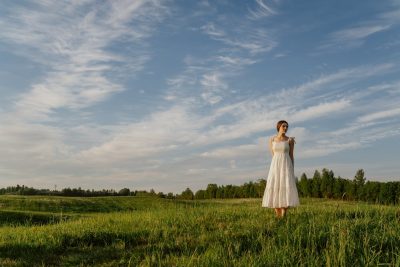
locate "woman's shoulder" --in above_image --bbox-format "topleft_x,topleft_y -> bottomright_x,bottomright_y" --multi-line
288,136 -> 296,144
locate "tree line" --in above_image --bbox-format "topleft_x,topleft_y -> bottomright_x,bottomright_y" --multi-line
0,185 -> 161,198
175,168 -> 400,205
0,168 -> 398,205
296,168 -> 400,205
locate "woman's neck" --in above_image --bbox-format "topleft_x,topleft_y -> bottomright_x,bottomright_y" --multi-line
277,133 -> 286,138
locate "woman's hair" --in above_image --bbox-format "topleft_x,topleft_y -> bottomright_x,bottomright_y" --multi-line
276,120 -> 289,132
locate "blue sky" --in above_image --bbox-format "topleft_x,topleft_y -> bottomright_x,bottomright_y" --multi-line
0,0 -> 399,193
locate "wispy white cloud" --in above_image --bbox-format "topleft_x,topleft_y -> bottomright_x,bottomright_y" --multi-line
0,120 -> 72,176
75,105 -> 210,164
200,22 -> 277,55
295,78 -> 400,161
319,5 -> 400,50
274,53 -> 286,58
329,24 -> 391,45
300,142 -> 362,159
165,63 -> 398,161
301,124 -> 400,160
215,64 -> 394,142
200,72 -> 228,104
248,0 -> 278,20
0,0 -> 167,120
205,24 -> 277,55
357,107 -> 400,123
165,56 -> 252,105
291,100 -> 351,122
288,63 -> 394,98
166,1 -> 279,106
15,72 -> 123,120
365,81 -> 400,95
216,56 -> 258,66
201,138 -> 265,159
200,23 -> 225,38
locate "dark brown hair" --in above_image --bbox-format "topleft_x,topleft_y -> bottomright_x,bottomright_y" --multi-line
276,120 -> 289,132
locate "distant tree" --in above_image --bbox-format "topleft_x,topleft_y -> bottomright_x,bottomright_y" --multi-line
363,181 -> 380,203
354,169 -> 366,186
223,185 -> 234,198
333,177 -> 345,199
321,169 -> 334,198
379,183 -> 392,204
206,184 -> 218,198
216,186 -> 224,198
180,188 -> 194,200
327,170 -> 335,198
157,192 -> 166,198
311,170 -> 322,198
23,187 -> 38,195
135,190 -> 152,197
166,192 -> 175,199
255,179 -> 266,197
194,190 -> 206,199
396,182 -> 400,204
242,181 -> 257,198
385,182 -> 397,204
118,188 -> 130,196
298,173 -> 310,197
344,179 -> 356,200
354,169 -> 366,199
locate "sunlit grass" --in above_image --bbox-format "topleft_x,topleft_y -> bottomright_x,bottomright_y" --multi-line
0,196 -> 399,266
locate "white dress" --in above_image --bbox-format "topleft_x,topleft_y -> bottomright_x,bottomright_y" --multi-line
262,137 -> 300,208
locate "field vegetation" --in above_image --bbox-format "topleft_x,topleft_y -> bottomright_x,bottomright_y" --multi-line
0,195 -> 399,266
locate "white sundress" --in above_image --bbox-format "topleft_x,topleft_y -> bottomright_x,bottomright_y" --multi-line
262,137 -> 300,208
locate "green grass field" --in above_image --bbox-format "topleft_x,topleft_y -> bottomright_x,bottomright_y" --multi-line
0,195 -> 399,266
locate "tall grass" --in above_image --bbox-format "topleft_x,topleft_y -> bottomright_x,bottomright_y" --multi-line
0,196 -> 399,266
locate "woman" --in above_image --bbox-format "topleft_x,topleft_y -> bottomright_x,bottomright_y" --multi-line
262,120 -> 300,218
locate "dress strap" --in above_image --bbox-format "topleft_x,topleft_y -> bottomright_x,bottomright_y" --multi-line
289,137 -> 296,144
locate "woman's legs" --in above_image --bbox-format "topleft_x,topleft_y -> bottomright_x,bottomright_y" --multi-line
282,207 -> 287,217
274,208 -> 280,217
274,207 -> 289,218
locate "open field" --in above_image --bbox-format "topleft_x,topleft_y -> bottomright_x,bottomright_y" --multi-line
0,195 -> 399,266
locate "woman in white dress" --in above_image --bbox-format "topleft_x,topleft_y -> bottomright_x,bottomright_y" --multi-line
262,120 -> 300,218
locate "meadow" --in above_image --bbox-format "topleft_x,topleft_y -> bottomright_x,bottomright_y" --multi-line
0,195 -> 399,266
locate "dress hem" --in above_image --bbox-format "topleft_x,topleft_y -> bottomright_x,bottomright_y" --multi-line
261,204 -> 300,208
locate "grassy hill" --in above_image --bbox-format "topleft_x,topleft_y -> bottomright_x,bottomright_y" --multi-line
0,196 -> 399,266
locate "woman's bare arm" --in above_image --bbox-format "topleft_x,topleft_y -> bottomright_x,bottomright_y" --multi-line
289,137 -> 295,166
269,137 -> 274,156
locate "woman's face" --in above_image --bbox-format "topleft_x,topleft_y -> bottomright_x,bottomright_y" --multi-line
279,123 -> 288,133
